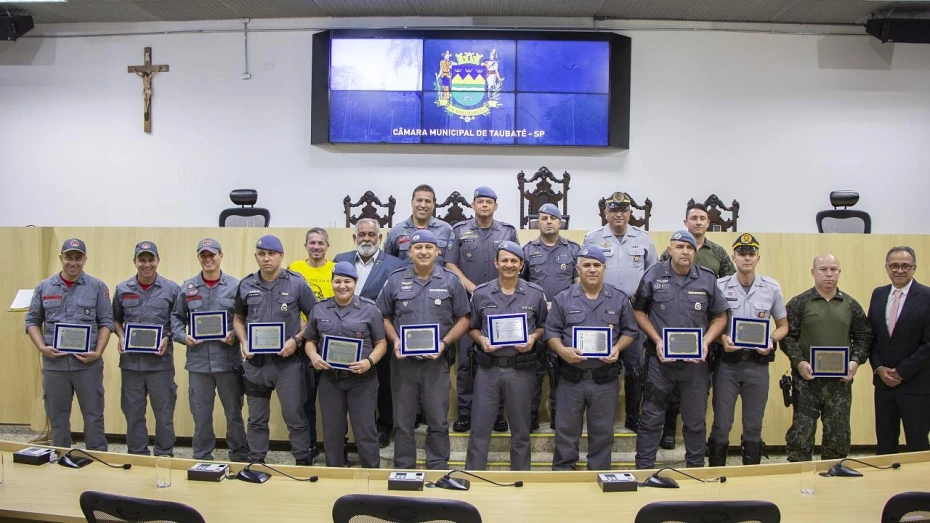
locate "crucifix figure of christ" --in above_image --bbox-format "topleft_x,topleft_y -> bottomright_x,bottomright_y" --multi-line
127,47 -> 169,133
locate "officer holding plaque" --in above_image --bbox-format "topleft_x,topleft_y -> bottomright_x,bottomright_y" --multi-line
376,230 -> 471,469
25,238 -> 114,451
781,254 -> 872,462
632,231 -> 728,469
233,235 -> 318,465
466,241 -> 548,470
112,241 -> 181,456
707,234 -> 788,466
170,238 -> 249,462
545,247 -> 638,471
304,261 -> 387,468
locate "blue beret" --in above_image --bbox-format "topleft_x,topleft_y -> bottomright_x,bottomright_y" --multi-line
255,234 -> 284,253
537,203 -> 562,220
410,230 -> 438,245
332,261 -> 358,280
577,246 -> 607,264
497,241 -> 524,261
474,186 -> 498,200
670,230 -> 697,250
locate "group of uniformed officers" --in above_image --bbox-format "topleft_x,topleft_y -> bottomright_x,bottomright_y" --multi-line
25,185 -> 928,471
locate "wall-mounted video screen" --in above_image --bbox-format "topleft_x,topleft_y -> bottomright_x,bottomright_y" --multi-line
311,30 -> 631,148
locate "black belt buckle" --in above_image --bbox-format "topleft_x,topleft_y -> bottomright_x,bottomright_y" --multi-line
495,357 -> 515,368
333,369 -> 351,379
581,369 -> 596,380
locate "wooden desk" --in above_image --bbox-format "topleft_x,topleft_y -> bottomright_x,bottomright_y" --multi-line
0,442 -> 925,522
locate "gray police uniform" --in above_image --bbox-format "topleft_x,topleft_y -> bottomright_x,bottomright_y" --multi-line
235,269 -> 317,463
710,275 -> 786,448
170,272 -> 249,462
376,265 -> 470,469
465,279 -> 548,470
632,261 -> 729,468
113,274 -> 181,456
523,237 -> 580,419
384,217 -> 455,266
447,218 -> 519,418
545,283 -> 639,471
25,273 -> 113,450
303,296 -> 386,468
584,225 -> 657,369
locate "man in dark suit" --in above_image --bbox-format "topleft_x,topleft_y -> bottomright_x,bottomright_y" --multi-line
868,246 -> 930,454
334,218 -> 405,447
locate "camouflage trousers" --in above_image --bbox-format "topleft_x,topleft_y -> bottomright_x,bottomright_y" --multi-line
785,377 -> 852,461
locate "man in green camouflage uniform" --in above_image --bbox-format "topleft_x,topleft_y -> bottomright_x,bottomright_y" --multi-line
781,254 -> 872,461
657,202 -> 736,448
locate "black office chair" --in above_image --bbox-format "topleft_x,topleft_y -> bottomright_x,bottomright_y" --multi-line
634,500 -> 781,523
79,491 -> 206,523
882,491 -> 930,522
332,493 -> 482,523
219,189 -> 271,227
815,190 -> 871,233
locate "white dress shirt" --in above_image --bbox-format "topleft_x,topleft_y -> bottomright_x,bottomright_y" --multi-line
354,250 -> 380,295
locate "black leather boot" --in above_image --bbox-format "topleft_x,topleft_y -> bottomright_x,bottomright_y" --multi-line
707,440 -> 728,467
742,440 -> 764,465
623,378 -> 641,433
660,410 -> 678,450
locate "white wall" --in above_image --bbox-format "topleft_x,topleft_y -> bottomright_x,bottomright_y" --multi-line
1,19 -> 929,233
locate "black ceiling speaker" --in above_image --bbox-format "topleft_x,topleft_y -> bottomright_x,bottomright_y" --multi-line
0,14 -> 35,42
866,18 -> 930,44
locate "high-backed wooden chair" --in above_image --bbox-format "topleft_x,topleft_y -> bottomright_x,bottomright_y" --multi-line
517,166 -> 570,229
688,194 -> 740,232
434,191 -> 473,225
598,194 -> 653,230
343,191 -> 395,228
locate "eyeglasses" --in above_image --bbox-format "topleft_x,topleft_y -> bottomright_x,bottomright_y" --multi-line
887,264 -> 915,272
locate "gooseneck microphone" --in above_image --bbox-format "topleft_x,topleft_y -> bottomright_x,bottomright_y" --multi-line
58,449 -> 132,470
823,458 -> 901,478
432,469 -> 523,491
641,467 -> 727,489
232,462 -> 319,484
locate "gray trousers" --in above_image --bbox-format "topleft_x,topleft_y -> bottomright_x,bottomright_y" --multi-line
466,365 -> 535,470
43,366 -> 107,451
393,358 -> 450,469
636,356 -> 709,468
710,360 -> 770,443
188,371 -> 249,461
319,372 -> 380,468
552,377 -> 619,471
456,341 -> 475,416
121,369 -> 177,456
243,358 -> 313,462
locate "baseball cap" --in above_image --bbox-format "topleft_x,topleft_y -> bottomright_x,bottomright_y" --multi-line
134,241 -> 159,258
61,238 -> 87,255
197,238 -> 221,254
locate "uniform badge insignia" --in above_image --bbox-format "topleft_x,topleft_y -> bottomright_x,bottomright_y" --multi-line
560,263 -> 566,270
758,311 -> 765,318
434,299 -> 441,305
281,303 -> 288,311
187,283 -> 194,289
402,301 -> 408,307
357,331 -> 362,337
187,289 -> 197,296
660,304 -> 666,310
84,308 -> 90,315
695,302 -> 702,311
633,256 -> 641,262
466,252 -> 472,258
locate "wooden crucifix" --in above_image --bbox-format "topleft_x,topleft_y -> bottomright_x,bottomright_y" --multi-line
127,47 -> 169,134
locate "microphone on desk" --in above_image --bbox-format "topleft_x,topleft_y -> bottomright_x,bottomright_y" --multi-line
821,458 -> 901,478
641,467 -> 727,489
233,462 -> 319,484
57,449 -> 132,470
431,469 -> 523,491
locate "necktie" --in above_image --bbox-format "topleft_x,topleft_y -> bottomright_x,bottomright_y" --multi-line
888,289 -> 902,335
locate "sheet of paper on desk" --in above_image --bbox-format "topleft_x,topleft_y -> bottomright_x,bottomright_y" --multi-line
9,289 -> 34,312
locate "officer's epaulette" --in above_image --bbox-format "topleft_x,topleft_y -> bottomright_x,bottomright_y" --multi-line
759,275 -> 781,287
359,296 -> 377,306
500,221 -> 517,231
473,281 -> 492,292
387,266 -> 412,278
629,224 -> 649,235
695,265 -> 717,277
524,281 -> 546,294
564,237 -> 581,248
451,219 -> 472,230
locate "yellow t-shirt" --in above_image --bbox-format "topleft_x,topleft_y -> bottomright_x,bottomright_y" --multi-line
288,259 -> 335,301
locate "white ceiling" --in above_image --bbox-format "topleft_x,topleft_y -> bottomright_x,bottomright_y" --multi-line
3,0 -> 930,26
